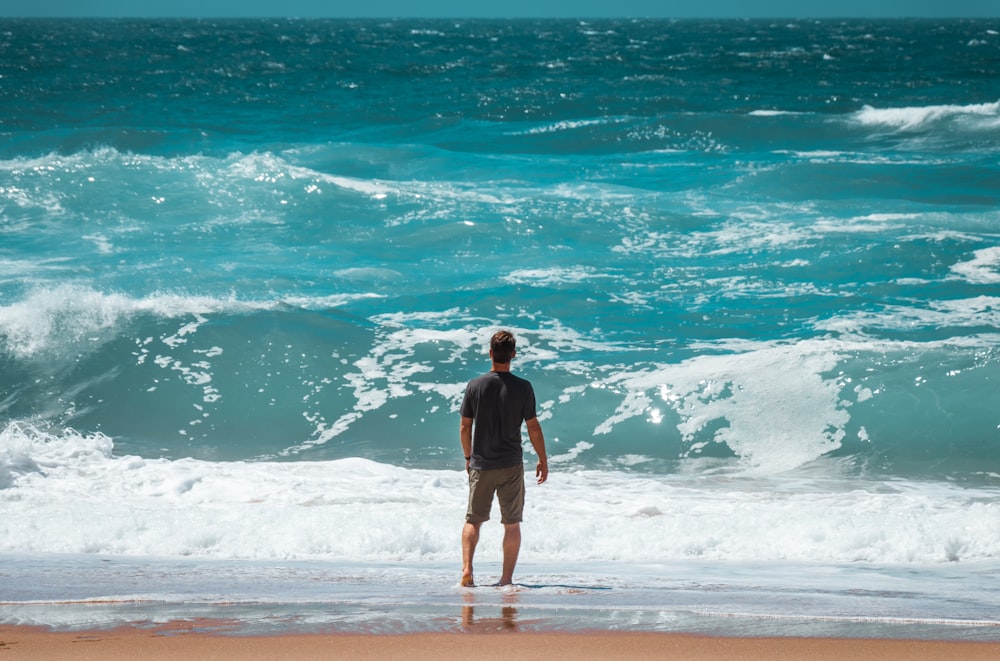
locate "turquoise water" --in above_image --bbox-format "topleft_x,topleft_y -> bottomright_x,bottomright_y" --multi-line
1,18 -> 999,636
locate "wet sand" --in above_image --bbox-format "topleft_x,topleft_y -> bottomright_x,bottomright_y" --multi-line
3,624 -> 1000,660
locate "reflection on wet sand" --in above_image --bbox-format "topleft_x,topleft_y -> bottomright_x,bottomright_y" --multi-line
461,589 -> 519,632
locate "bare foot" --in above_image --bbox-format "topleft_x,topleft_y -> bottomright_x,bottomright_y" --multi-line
461,574 -> 475,587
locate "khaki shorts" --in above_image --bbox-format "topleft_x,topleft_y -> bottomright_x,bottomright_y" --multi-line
465,463 -> 525,525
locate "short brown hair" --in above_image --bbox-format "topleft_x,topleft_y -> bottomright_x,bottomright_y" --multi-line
490,330 -> 516,364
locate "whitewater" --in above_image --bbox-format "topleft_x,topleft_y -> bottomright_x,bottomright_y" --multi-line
1,17 -> 999,637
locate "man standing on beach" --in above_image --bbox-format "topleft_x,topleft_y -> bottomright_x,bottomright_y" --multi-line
460,330 -> 548,587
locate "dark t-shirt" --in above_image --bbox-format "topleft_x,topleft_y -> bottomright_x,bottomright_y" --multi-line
460,371 -> 537,471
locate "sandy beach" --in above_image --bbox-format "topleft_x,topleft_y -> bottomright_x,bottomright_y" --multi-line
3,625 -> 1000,660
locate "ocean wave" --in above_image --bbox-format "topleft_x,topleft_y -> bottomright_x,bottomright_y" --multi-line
591,339 -> 847,474
2,282 -> 997,479
510,117 -> 621,136
3,421 -> 1000,564
0,285 -> 377,359
0,147 -> 509,216
853,100 -> 1000,131
0,286 -> 225,359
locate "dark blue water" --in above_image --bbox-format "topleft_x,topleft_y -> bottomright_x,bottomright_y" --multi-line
3,18 -> 998,477
1,21 -> 1000,597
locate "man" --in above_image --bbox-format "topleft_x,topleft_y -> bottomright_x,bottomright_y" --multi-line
459,330 -> 548,587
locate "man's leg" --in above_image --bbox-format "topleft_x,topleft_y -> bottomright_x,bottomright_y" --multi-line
499,522 -> 521,586
461,521 -> 481,587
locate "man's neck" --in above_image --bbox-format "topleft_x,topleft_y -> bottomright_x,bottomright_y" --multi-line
491,362 -> 512,373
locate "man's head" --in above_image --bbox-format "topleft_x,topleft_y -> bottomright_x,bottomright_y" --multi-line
489,330 -> 516,364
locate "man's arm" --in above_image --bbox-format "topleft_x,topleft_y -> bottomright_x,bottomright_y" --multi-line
460,415 -> 474,472
525,417 -> 548,484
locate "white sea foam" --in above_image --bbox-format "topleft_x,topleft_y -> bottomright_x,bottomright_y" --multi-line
503,266 -> 612,286
2,422 -> 1000,565
225,151 -> 397,200
0,285 -> 378,359
516,117 -> 615,135
951,246 -> 1000,284
748,109 -> 807,117
810,212 -> 912,235
612,212 -> 812,261
333,266 -> 405,281
776,150 -> 948,166
698,216 -> 811,255
278,313 -> 622,457
0,182 -> 65,215
853,101 -> 1000,131
592,340 -> 847,474
815,297 -> 1000,337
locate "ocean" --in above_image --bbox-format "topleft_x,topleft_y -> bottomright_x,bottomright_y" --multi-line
1,17 -> 999,638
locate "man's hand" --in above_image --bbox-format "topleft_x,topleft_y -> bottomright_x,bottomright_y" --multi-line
536,459 -> 548,484
525,416 -> 548,485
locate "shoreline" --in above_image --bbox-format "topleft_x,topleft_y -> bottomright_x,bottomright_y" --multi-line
4,625 -> 1000,660
6,553 -> 1000,643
